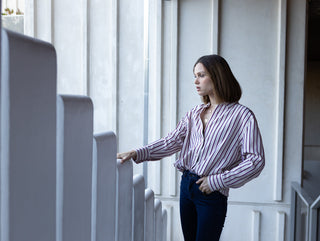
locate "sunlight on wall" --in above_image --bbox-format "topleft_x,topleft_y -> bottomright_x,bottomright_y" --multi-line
1,0 -> 24,14
1,0 -> 24,34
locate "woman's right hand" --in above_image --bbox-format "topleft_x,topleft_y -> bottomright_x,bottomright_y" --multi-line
117,150 -> 137,164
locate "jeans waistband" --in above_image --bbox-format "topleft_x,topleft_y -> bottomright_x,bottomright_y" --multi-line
183,170 -> 200,178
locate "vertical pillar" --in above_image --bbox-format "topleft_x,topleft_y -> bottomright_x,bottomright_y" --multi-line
92,132 -> 117,241
154,199 -> 162,241
116,160 -> 133,241
145,188 -> 155,241
133,175 -> 145,241
1,29 -> 57,241
162,209 -> 167,241
56,95 -> 93,241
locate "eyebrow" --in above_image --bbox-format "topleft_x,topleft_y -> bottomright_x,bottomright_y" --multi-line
194,71 -> 207,75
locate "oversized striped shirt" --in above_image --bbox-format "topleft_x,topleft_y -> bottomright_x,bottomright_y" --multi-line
135,102 -> 265,197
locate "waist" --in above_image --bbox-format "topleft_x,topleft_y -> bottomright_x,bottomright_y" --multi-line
183,170 -> 200,178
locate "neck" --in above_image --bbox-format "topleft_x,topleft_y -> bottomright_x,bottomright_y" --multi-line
208,95 -> 223,107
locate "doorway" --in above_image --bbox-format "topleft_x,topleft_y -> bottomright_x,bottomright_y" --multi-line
303,0 -> 320,200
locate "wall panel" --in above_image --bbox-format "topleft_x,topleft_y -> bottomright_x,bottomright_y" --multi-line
117,0 -> 145,154
161,0 -> 179,197
219,0 -> 279,203
88,0 -> 118,133
53,0 -> 87,95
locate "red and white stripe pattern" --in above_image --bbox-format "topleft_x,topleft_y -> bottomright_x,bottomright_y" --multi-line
135,102 -> 265,196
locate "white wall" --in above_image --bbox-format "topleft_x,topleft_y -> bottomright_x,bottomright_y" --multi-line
23,0 -> 308,240
1,0 -> 24,13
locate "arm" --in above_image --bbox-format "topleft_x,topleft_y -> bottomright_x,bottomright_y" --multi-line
134,114 -> 188,163
207,114 -> 265,192
117,113 -> 188,164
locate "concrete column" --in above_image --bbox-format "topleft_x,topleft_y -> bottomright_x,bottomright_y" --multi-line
92,132 -> 117,241
162,209 -> 167,241
133,174 -> 145,241
145,188 -> 155,241
56,95 -> 93,241
116,160 -> 133,241
154,199 -> 163,241
1,29 -> 56,241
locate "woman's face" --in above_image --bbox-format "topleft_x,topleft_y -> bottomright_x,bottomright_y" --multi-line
194,63 -> 215,97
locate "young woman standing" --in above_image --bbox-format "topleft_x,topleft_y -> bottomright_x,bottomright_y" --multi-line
117,54 -> 265,241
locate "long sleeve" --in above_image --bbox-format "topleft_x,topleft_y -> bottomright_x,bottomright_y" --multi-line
208,114 -> 265,191
134,114 -> 188,164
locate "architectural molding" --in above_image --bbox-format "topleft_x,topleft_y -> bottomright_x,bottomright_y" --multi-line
164,205 -> 173,241
276,211 -> 286,241
84,0 -> 89,96
251,210 -> 261,241
24,0 -> 35,37
169,0 -> 178,197
148,0 -> 163,194
211,0 -> 220,54
111,0 -> 119,134
274,0 -> 287,201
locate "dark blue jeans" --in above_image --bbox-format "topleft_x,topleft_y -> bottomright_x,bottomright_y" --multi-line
180,171 -> 227,241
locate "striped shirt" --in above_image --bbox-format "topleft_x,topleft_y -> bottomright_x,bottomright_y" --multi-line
135,102 -> 265,196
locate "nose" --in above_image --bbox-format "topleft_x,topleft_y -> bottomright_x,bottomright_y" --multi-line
194,77 -> 199,84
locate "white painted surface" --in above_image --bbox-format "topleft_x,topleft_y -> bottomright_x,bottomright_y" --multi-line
54,0 -> 88,95
154,199 -> 162,241
251,211 -> 261,241
147,0 -> 162,195
116,160 -> 133,241
1,0 -> 24,13
162,209 -> 168,241
145,189 -> 155,241
117,0 -> 145,154
56,95 -> 93,241
88,0 -> 118,133
1,16 -> 24,34
0,29 -> 57,241
276,212 -> 286,241
92,132 -> 117,241
133,175 -> 145,241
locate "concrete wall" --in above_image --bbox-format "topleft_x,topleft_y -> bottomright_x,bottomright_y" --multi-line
1,0 -> 24,13
23,0 -> 308,240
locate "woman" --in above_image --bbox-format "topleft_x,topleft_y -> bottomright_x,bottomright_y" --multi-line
117,54 -> 265,241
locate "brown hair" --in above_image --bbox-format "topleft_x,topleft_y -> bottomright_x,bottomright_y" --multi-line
194,54 -> 242,104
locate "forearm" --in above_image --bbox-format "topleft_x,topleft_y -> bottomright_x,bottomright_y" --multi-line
135,137 -> 183,163
208,154 -> 265,191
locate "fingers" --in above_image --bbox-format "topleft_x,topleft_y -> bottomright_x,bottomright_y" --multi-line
196,177 -> 205,184
119,156 -> 130,164
197,177 -> 212,195
117,150 -> 137,164
117,154 -> 131,164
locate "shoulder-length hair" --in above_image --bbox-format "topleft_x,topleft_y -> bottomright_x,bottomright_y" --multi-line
193,54 -> 242,104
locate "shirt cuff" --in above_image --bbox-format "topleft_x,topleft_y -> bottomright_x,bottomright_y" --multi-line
208,174 -> 226,191
135,146 -> 149,164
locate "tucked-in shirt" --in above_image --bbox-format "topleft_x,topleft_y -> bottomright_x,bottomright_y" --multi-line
135,102 -> 265,197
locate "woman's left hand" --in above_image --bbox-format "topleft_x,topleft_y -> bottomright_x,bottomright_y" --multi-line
196,177 -> 213,195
